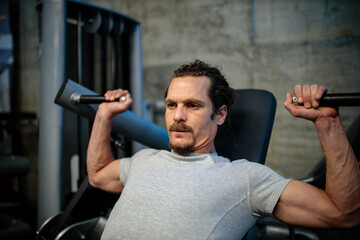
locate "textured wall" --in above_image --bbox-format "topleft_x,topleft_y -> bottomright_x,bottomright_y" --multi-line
252,1 -> 360,178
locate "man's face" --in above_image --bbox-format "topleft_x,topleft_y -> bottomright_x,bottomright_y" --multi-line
165,76 -> 222,155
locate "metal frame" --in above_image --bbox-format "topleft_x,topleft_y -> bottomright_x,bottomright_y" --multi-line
37,0 -> 144,227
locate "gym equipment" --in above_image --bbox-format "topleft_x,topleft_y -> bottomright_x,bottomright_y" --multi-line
54,79 -> 170,150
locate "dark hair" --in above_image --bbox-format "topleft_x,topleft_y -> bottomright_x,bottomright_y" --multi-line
165,59 -> 234,114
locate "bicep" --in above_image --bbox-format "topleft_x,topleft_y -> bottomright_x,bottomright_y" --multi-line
273,180 -> 342,228
89,159 -> 124,194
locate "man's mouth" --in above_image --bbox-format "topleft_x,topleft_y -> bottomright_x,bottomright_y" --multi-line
172,129 -> 188,132
172,130 -> 189,134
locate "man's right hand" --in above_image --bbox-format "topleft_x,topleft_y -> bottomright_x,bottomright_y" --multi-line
97,89 -> 133,119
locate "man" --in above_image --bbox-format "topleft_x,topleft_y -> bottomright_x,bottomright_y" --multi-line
87,60 -> 360,239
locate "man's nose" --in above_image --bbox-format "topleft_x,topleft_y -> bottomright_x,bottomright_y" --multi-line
173,106 -> 187,122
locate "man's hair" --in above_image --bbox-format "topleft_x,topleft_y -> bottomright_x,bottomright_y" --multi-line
165,59 -> 234,114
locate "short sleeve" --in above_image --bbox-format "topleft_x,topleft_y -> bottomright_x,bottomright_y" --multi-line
119,157 -> 131,185
247,162 -> 291,217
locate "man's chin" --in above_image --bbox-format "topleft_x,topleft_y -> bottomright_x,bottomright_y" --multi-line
169,143 -> 194,156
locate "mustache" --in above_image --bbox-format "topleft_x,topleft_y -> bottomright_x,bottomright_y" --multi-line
169,122 -> 193,132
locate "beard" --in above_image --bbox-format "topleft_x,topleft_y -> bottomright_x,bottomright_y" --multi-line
168,122 -> 195,156
169,142 -> 194,156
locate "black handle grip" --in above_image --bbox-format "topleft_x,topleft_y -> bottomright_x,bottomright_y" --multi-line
319,93 -> 360,107
293,93 -> 360,107
80,95 -> 108,103
70,94 -> 126,104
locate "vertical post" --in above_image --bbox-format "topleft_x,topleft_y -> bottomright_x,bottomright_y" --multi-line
100,33 -> 107,93
37,0 -> 65,226
129,23 -> 144,153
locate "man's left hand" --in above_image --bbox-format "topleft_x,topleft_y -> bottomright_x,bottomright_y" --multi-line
284,84 -> 338,123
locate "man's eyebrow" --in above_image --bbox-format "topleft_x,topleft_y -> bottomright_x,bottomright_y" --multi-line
165,98 -> 206,105
184,98 -> 206,105
164,99 -> 174,104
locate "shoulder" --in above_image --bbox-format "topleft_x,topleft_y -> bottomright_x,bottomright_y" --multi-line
131,148 -> 162,159
211,154 -> 231,163
229,159 -> 257,170
122,149 -> 162,167
231,159 -> 271,170
230,159 -> 286,181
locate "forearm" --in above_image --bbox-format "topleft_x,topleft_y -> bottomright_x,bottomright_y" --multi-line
316,116 -> 360,223
87,111 -> 115,184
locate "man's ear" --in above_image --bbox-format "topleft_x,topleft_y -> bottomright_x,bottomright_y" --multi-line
216,105 -> 227,125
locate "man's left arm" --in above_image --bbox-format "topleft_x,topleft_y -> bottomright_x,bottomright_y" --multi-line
274,84 -> 360,228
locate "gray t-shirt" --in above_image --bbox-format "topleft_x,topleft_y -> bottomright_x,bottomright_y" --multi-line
101,149 -> 290,240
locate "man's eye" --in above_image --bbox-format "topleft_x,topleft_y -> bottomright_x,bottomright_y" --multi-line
188,103 -> 199,109
167,103 -> 176,108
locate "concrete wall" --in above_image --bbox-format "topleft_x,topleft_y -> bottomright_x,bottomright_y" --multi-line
15,0 -> 360,211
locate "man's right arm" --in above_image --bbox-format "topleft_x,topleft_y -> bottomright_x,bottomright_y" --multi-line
86,89 -> 132,193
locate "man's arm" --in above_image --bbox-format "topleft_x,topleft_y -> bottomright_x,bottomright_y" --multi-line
87,89 -> 132,194
274,84 -> 360,228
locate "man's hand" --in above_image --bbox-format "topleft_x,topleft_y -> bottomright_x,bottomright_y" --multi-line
283,84 -> 338,123
97,89 -> 133,120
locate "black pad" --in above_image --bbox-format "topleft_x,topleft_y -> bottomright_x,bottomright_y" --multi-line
215,89 -> 276,164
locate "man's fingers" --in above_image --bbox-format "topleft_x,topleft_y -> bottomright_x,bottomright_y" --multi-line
293,85 -> 303,104
122,93 -> 132,104
294,84 -> 327,109
316,86 -> 328,100
301,85 -> 312,109
284,92 -> 295,112
104,89 -> 129,101
292,84 -> 328,109
310,84 -> 319,108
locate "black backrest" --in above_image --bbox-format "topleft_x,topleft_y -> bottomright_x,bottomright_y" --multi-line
215,89 -> 277,164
